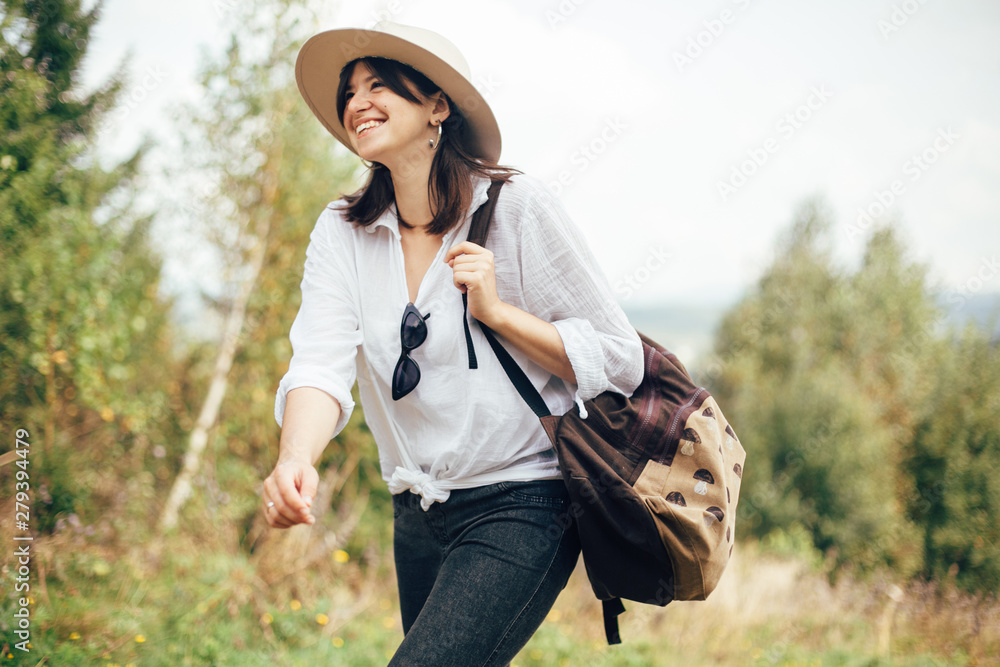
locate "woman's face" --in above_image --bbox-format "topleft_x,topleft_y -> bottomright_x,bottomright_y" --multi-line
342,62 -> 441,169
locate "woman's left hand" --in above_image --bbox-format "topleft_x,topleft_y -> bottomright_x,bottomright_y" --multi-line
445,241 -> 504,326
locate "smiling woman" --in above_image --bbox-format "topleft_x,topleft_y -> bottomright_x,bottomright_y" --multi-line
333,55 -> 510,237
340,60 -> 443,164
263,21 -> 644,666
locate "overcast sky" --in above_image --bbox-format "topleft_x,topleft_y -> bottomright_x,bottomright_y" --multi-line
82,0 -> 1000,311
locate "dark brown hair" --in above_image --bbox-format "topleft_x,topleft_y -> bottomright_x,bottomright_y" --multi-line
336,57 -> 518,236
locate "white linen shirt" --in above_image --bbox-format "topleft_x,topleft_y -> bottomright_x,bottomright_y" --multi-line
275,173 -> 643,509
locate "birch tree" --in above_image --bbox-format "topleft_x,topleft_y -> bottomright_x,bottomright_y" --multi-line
157,0 -> 364,533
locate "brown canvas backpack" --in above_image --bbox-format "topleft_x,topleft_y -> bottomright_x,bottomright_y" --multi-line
463,180 -> 747,644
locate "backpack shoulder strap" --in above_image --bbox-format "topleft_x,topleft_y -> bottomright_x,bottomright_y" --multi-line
462,178 -> 506,369
467,178 -> 505,246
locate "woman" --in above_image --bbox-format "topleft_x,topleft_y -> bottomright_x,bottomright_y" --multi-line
262,22 -> 643,665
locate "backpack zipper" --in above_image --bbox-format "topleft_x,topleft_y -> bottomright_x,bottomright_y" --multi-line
660,387 -> 705,464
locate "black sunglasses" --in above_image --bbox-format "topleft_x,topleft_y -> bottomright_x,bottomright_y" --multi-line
392,302 -> 431,400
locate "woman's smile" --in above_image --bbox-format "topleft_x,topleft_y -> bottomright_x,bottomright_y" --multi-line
342,63 -> 444,168
356,119 -> 385,139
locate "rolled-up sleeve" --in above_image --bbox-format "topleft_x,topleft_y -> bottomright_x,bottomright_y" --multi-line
515,178 -> 643,413
274,207 -> 363,437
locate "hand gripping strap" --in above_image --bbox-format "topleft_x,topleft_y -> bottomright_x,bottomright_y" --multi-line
463,179 -> 553,419
463,179 -> 506,370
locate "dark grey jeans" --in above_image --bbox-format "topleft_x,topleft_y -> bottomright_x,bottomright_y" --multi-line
389,480 -> 581,666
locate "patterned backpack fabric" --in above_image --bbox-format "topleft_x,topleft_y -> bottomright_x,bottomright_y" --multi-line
466,181 -> 747,644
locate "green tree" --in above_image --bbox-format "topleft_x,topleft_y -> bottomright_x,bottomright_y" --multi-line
0,0 -> 176,530
905,326 -> 1000,593
709,201 -> 927,576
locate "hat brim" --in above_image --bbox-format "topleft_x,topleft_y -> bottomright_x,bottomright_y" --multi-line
295,28 -> 502,163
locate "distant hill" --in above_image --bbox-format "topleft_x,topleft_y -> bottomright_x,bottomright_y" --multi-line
622,302 -> 728,372
937,292 -> 1000,337
623,292 -> 1000,376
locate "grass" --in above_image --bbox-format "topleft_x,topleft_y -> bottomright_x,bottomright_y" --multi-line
1,508 -> 997,666
516,547 -> 993,667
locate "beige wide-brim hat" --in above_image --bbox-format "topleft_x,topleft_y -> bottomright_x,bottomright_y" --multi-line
295,22 -> 502,163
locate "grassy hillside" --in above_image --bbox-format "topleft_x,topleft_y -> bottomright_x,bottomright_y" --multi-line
4,515 -> 995,665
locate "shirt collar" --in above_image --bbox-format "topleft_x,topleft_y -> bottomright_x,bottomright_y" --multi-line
363,173 -> 493,239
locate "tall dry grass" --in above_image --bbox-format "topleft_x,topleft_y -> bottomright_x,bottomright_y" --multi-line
5,494 -> 997,666
530,543 -> 999,665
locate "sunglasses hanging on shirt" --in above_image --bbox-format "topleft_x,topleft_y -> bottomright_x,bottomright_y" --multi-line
392,302 -> 430,400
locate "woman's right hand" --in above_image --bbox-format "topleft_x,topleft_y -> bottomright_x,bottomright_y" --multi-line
263,459 -> 319,528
